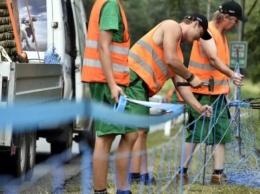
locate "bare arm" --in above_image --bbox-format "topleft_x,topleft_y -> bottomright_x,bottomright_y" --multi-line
162,22 -> 190,79
159,21 -> 203,88
200,38 -> 243,86
98,30 -> 125,102
99,31 -> 115,87
172,76 -> 211,116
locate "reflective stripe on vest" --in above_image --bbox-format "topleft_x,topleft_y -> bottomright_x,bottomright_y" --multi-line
81,0 -> 130,86
84,58 -> 129,73
189,61 -> 229,86
86,40 -> 129,55
188,23 -> 230,95
129,23 -> 182,97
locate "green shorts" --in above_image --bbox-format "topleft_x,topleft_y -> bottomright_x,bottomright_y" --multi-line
125,70 -> 150,132
90,82 -> 134,136
185,94 -> 231,144
89,70 -> 149,136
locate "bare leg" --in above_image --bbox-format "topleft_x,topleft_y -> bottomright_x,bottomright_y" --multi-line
115,131 -> 138,190
212,144 -> 225,169
181,142 -> 197,168
140,132 -> 148,174
177,142 -> 197,185
210,144 -> 227,184
131,129 -> 146,173
93,135 -> 115,190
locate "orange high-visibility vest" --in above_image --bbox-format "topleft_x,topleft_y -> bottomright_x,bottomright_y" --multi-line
128,23 -> 183,97
188,22 -> 230,95
81,0 -> 130,86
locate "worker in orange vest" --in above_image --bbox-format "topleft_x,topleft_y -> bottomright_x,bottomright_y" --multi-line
81,1 -> 135,193
177,1 -> 247,185
126,13 -> 212,185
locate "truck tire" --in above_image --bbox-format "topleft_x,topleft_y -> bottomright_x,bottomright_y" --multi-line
25,131 -> 36,181
50,123 -> 73,163
10,132 -> 28,182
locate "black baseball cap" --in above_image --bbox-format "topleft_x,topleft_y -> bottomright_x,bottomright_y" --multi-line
219,1 -> 248,22
184,13 -> 212,40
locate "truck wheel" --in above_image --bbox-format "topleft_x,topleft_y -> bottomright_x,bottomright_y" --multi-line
11,132 -> 28,182
50,123 -> 73,163
78,120 -> 95,154
25,131 -> 36,181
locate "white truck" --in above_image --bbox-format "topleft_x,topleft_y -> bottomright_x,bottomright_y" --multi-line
0,0 -> 94,181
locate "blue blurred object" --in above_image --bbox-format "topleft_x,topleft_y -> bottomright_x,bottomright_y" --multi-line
44,46 -> 61,64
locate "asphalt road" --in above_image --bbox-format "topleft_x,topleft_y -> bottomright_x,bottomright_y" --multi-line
0,139 -> 83,194
0,136 -> 124,194
0,123 -> 168,194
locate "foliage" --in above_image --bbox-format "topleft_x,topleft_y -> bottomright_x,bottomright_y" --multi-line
243,0 -> 260,83
83,0 -> 260,82
122,0 -> 153,45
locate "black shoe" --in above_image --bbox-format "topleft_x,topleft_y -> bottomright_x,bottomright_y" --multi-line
94,189 -> 109,194
116,190 -> 132,194
129,173 -> 140,184
140,173 -> 157,185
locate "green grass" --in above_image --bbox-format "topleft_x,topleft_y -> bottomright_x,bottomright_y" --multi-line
146,126 -> 182,148
125,79 -> 259,193
104,122 -> 260,194
147,121 -> 260,194
242,79 -> 260,98
229,79 -> 260,100
158,79 -> 174,96
90,79 -> 260,194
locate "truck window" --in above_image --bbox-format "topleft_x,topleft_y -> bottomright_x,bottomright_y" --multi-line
18,0 -> 47,52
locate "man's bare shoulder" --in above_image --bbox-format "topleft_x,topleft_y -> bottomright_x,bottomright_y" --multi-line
160,20 -> 181,34
161,20 -> 181,39
160,19 -> 179,27
153,20 -> 181,46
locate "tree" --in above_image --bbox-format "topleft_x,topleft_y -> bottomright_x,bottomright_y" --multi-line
82,0 -> 260,83
243,0 -> 260,83
123,0 -> 153,46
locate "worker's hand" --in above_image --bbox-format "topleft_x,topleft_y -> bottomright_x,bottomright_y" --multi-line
18,52 -> 29,63
198,105 -> 212,117
189,75 -> 203,89
232,72 -> 244,87
110,84 -> 126,103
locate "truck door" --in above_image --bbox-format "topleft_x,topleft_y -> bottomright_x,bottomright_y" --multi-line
70,0 -> 88,125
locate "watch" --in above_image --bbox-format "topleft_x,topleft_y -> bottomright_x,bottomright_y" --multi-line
186,73 -> 195,83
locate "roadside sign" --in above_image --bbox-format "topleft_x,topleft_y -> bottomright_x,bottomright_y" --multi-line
229,41 -> 248,68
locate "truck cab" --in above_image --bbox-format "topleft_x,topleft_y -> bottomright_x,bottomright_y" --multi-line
0,0 -> 94,181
